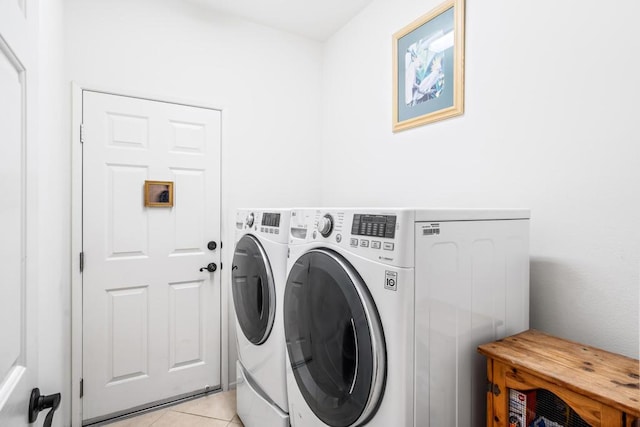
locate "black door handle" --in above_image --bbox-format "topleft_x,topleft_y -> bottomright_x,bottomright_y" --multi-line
207,241 -> 217,250
199,263 -> 217,272
29,388 -> 61,427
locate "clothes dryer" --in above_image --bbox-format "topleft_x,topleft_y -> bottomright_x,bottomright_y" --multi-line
283,208 -> 530,427
232,209 -> 290,427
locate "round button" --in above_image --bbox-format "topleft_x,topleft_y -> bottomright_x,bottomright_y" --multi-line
336,233 -> 342,243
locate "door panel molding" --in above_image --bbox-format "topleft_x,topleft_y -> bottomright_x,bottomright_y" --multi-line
0,36 -> 26,396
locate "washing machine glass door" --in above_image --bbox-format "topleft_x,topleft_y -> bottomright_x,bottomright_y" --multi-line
232,235 -> 276,345
284,248 -> 386,427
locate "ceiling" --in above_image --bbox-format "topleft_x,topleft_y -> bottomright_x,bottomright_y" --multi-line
187,0 -> 372,41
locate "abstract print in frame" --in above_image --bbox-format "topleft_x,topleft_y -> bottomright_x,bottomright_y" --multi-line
393,0 -> 465,132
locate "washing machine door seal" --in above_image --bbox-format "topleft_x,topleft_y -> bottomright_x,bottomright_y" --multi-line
232,234 -> 276,345
284,248 -> 386,427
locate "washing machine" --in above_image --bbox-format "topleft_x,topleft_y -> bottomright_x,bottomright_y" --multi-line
232,209 -> 290,427
283,208 -> 530,427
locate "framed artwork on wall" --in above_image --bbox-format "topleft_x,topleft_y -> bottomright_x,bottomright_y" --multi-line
392,0 -> 465,132
144,180 -> 174,207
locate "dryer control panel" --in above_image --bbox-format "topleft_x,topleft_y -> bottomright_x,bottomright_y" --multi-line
235,209 -> 290,244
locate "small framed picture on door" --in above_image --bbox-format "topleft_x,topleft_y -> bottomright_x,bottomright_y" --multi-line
144,180 -> 174,207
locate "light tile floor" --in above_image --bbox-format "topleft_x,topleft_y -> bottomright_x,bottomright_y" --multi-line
105,390 -> 243,427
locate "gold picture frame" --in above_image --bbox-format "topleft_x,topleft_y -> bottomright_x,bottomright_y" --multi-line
392,0 -> 465,132
144,180 -> 174,207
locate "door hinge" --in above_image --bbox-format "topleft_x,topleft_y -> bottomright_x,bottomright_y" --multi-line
220,262 -> 223,270
79,252 -> 84,273
80,124 -> 85,143
486,380 -> 501,396
80,378 -> 83,398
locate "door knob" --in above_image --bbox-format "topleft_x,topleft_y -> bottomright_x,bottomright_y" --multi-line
207,241 -> 217,250
29,388 -> 61,427
199,263 -> 217,272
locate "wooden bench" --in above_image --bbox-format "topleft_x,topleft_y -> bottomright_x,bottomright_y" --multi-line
478,329 -> 640,427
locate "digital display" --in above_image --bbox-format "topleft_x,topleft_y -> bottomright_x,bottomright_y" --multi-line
262,212 -> 281,227
351,214 -> 396,239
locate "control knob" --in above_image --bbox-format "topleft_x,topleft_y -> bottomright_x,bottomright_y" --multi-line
317,214 -> 334,237
246,212 -> 255,228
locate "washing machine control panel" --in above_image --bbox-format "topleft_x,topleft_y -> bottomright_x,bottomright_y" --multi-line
261,212 -> 281,227
289,209 -> 413,267
351,214 -> 397,239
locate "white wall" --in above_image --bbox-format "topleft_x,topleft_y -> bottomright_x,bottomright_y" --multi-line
320,0 -> 640,357
38,0 -> 70,426
61,0 -> 323,423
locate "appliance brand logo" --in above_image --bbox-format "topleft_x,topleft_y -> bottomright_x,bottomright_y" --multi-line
384,270 -> 397,291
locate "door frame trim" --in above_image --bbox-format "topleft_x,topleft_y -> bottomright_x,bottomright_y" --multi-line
70,82 -> 228,426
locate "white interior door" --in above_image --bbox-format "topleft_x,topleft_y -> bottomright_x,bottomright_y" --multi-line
82,91 -> 222,422
0,0 -> 39,425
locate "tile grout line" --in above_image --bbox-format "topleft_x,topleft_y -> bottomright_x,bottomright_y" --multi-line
147,409 -> 241,426
169,408 -> 236,423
